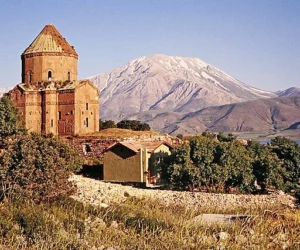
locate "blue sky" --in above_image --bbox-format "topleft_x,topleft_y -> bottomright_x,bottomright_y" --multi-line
0,0 -> 299,91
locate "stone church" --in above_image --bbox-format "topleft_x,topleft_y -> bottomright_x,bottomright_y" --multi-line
9,24 -> 99,136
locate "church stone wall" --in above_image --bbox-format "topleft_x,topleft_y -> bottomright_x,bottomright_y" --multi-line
22,54 -> 78,83
58,90 -> 75,135
42,90 -> 58,135
24,92 -> 42,133
74,83 -> 99,135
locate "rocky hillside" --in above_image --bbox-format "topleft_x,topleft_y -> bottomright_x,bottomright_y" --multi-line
277,87 -> 300,97
160,96 -> 300,135
90,54 -> 275,121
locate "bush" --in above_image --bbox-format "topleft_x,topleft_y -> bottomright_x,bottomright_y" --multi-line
117,120 -> 151,131
99,119 -> 116,130
269,137 -> 300,192
0,95 -> 25,137
162,135 -> 300,195
176,134 -> 184,140
0,133 -> 83,202
249,142 -> 284,192
162,135 -> 256,193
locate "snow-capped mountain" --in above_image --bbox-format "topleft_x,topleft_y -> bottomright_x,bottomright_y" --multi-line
276,87 -> 300,97
90,54 -> 276,121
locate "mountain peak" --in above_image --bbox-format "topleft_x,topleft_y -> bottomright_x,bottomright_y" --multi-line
89,55 -> 275,122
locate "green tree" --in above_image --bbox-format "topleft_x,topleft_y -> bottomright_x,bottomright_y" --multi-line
176,134 -> 184,140
99,119 -> 116,129
117,120 -> 151,131
0,133 -> 83,202
137,122 -> 151,131
270,137 -> 300,192
0,95 -> 25,137
217,132 -> 237,142
218,141 -> 256,192
189,136 -> 223,188
162,143 -> 200,191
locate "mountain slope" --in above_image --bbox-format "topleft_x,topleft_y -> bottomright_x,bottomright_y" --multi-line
277,87 -> 300,97
90,54 -> 275,120
162,96 -> 300,135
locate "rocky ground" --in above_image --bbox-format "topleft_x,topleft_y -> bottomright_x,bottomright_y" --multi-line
70,175 -> 296,210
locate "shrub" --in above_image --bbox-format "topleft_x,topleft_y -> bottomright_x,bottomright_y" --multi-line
162,135 -> 300,194
117,120 -> 151,131
162,135 -> 256,192
249,142 -> 284,192
269,137 -> 300,192
0,95 -> 25,137
162,143 -> 200,191
0,133 -> 83,202
99,119 -> 116,130
176,134 -> 184,140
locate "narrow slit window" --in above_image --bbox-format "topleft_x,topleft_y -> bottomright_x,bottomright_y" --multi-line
58,111 -> 62,120
51,119 -> 54,128
86,103 -> 88,110
86,117 -> 89,128
68,71 -> 71,81
28,71 -> 32,83
48,71 -> 52,81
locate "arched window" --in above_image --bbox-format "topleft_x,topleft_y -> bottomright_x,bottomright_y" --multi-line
68,71 -> 71,81
48,71 -> 52,81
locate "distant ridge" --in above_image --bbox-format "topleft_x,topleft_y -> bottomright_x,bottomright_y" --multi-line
159,96 -> 300,135
276,87 -> 300,97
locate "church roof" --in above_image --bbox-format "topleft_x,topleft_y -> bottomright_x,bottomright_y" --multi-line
22,24 -> 78,56
17,80 -> 92,92
107,141 -> 173,154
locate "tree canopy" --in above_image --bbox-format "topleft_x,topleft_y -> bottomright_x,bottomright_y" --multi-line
117,120 -> 151,131
0,95 -> 25,137
99,119 -> 117,130
162,133 -> 300,196
0,133 -> 83,202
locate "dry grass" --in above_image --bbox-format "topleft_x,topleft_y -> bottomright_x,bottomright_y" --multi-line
81,128 -> 160,138
0,196 -> 299,249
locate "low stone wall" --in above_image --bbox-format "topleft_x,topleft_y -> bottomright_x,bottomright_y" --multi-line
62,135 -> 180,163
62,136 -> 119,161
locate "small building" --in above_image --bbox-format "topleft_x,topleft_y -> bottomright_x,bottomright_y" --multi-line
103,141 -> 173,186
9,24 -> 99,135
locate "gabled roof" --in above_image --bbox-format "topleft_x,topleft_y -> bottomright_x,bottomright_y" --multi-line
22,24 -> 78,57
106,141 -> 173,154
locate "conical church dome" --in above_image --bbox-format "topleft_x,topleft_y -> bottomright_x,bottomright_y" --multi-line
22,24 -> 78,57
